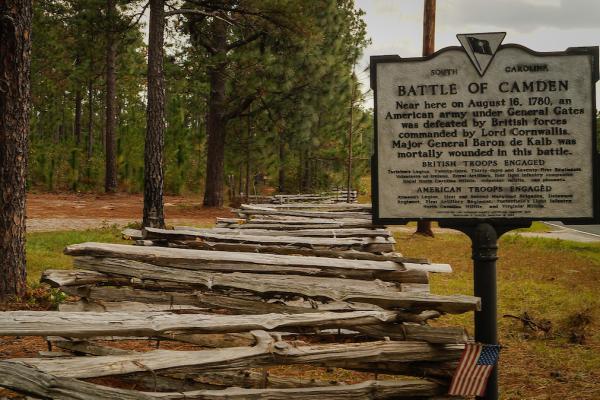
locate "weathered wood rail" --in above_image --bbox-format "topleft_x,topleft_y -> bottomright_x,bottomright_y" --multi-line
0,200 -> 471,399
247,190 -> 359,204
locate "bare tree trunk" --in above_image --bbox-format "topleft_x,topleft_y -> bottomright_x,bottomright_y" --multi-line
0,0 -> 32,299
416,0 -> 436,237
238,163 -> 243,198
87,79 -> 93,160
74,54 -> 82,145
74,89 -> 82,145
143,0 -> 166,228
202,18 -> 228,207
245,114 -> 251,203
104,0 -> 118,193
347,71 -> 356,203
278,127 -> 285,193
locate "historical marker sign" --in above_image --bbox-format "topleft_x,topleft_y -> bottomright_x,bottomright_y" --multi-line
371,35 -> 599,224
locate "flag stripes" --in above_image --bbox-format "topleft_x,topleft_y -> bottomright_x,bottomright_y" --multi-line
448,343 -> 500,396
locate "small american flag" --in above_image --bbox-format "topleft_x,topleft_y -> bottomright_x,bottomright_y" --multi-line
448,343 -> 500,397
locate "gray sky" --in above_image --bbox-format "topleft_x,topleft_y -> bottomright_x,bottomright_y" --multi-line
355,0 -> 600,106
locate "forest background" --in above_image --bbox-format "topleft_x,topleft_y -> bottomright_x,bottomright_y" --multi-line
30,0 -> 372,203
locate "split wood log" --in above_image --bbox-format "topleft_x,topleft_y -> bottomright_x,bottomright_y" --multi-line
44,314 -> 469,348
169,241 -> 426,266
11,331 -> 463,379
173,226 -> 392,238
52,333 -> 255,351
216,216 -> 380,227
45,273 -> 447,320
0,361 -> 156,400
48,340 -> 342,388
399,283 -> 430,293
42,269 -> 194,291
47,340 -> 456,379
171,369 -> 341,390
142,227 -> 396,251
52,283 -> 390,315
72,257 -> 405,296
64,242 -> 448,276
232,205 -> 372,220
237,207 -> 372,220
66,258 -> 478,313
0,310 -> 398,338
247,215 -> 369,223
149,379 -> 445,399
354,324 -> 469,344
63,247 -> 430,284
37,351 -> 71,358
340,360 -> 457,379
120,374 -> 219,392
244,203 -> 371,211
58,300 -> 206,313
0,361 -> 448,400
47,339 -> 454,390
39,269 -> 129,287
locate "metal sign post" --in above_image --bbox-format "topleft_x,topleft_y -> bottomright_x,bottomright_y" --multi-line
440,222 -> 529,400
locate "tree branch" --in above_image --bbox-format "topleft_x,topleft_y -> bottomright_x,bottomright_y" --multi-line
165,9 -> 233,25
123,1 -> 150,31
226,31 -> 262,51
224,94 -> 258,121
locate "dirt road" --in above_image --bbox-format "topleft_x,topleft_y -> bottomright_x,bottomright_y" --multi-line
27,193 -> 233,232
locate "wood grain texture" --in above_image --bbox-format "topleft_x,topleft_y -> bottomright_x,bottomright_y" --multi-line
236,206 -> 371,220
142,227 -> 396,250
64,242 -> 449,275
170,241 -> 429,267
0,361 -> 446,399
0,310 -> 398,337
12,331 -> 463,379
64,258 -> 479,313
173,226 -> 392,238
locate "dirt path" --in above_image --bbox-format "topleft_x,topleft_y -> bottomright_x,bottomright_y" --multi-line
27,193 -> 233,232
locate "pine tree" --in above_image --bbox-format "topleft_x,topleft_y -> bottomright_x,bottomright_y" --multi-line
143,0 -> 166,228
0,0 -> 32,299
104,0 -> 118,192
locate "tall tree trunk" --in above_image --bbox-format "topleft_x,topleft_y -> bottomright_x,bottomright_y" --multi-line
416,0 -> 436,237
0,0 -> 32,299
143,0 -> 166,228
87,79 -> 93,160
104,0 -> 118,193
74,89 -> 82,145
347,72 -> 355,203
298,147 -> 303,193
202,18 -> 228,207
278,127 -> 285,193
60,95 -> 66,142
74,54 -> 82,145
245,114 -> 251,202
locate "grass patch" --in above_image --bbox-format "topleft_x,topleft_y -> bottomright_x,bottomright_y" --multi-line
26,227 -> 127,284
502,234 -> 600,264
395,232 -> 600,399
512,221 -> 553,233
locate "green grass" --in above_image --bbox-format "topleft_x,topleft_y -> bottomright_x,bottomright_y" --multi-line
511,221 -> 553,233
502,234 -> 600,264
26,227 -> 127,284
395,232 -> 600,399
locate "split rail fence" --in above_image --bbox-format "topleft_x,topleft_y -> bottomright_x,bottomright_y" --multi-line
0,201 -> 476,399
